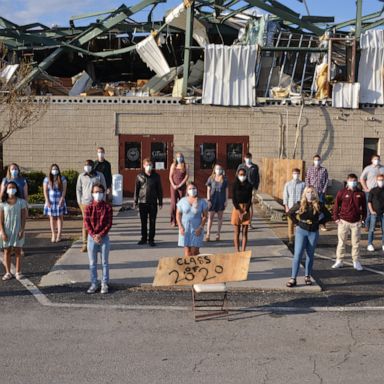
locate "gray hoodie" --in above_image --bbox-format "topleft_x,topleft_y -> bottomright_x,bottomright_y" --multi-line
76,171 -> 106,206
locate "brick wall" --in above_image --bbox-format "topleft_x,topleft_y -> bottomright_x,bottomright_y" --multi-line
3,97 -> 384,195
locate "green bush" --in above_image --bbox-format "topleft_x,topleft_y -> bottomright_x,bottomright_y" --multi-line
25,171 -> 46,195
29,192 -> 45,204
62,169 -> 79,203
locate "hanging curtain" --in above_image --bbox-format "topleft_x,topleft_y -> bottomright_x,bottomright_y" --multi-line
358,30 -> 384,104
202,44 -> 257,107
136,35 -> 171,77
332,82 -> 360,109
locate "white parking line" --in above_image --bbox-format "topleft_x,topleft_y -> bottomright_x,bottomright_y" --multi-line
3,258 -> 384,313
315,252 -> 384,276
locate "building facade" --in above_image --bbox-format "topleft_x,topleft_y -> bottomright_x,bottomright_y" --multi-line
3,96 -> 384,197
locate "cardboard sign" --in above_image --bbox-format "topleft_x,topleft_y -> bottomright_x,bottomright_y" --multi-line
152,251 -> 252,287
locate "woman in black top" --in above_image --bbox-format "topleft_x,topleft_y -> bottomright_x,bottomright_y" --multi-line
286,186 -> 330,287
231,168 -> 253,251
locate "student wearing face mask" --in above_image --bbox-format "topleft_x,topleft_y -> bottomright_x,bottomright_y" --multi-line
176,182 -> 208,257
0,163 -> 28,201
332,174 -> 366,271
83,184 -> 113,294
305,155 -> 328,230
0,182 -> 28,281
231,168 -> 253,252
205,163 -> 228,242
134,158 -> 163,246
367,174 -> 384,252
237,153 -> 259,229
283,168 -> 306,245
94,147 -> 112,201
169,152 -> 189,227
286,187 -> 330,287
360,154 -> 384,231
43,164 -> 67,243
76,160 -> 107,252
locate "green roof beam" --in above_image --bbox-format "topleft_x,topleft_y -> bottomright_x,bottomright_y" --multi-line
244,0 -> 324,35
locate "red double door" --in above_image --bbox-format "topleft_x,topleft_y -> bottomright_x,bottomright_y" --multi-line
194,135 -> 249,198
119,134 -> 173,197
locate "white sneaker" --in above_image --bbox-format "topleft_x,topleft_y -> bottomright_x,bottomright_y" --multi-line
101,284 -> 109,294
353,261 -> 363,271
367,244 -> 375,252
332,261 -> 344,269
87,284 -> 98,294
382,245 -> 384,251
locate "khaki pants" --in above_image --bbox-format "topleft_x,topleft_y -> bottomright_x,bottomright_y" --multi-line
336,219 -> 361,262
287,217 -> 295,242
80,204 -> 89,245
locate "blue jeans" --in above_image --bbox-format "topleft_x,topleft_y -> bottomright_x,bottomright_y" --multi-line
87,234 -> 110,285
368,213 -> 384,245
291,226 -> 319,278
318,192 -> 325,204
365,192 -> 371,229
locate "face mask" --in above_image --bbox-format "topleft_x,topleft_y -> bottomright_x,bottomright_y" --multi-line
188,188 -> 197,197
245,158 -> 251,165
84,165 -> 92,174
144,165 -> 153,173
378,180 -> 384,188
10,169 -> 18,177
306,192 -> 313,202
292,173 -> 299,180
92,192 -> 104,202
97,152 -> 105,160
314,160 -> 321,167
176,156 -> 184,163
348,181 -> 357,189
373,159 -> 380,166
238,175 -> 247,183
51,169 -> 59,176
215,168 -> 223,175
7,188 -> 16,196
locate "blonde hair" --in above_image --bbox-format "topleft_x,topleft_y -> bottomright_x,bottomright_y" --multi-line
298,186 -> 320,214
173,152 -> 186,170
210,163 -> 224,182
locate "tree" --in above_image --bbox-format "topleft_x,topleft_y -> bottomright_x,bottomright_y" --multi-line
0,44 -> 48,144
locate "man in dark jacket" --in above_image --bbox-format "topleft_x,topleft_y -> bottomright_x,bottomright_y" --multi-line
237,153 -> 259,229
134,158 -> 163,246
94,147 -> 112,201
332,173 -> 366,271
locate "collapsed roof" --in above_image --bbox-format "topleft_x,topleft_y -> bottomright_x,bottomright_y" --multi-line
1,0 -> 384,105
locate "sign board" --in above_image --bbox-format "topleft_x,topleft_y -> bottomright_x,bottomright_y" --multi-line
152,251 -> 252,287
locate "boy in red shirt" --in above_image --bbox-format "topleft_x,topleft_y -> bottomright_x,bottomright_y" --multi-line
84,183 -> 113,294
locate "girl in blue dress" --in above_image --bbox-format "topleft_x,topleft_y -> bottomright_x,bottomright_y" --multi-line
0,182 -> 28,281
176,182 -> 208,256
43,164 -> 68,242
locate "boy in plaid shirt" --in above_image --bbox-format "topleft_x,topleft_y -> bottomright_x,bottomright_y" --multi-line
84,183 -> 113,294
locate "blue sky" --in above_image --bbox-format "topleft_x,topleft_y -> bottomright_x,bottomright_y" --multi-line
0,0 -> 382,27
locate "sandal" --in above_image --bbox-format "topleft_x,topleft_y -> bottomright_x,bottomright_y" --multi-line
205,235 -> 210,242
304,276 -> 312,286
286,278 -> 297,288
215,234 -> 220,241
2,272 -> 13,281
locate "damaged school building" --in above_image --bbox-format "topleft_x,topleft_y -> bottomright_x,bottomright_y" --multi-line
1,0 -> 384,197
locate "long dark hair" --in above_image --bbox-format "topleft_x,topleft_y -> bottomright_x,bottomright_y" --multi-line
48,164 -> 63,192
2,181 -> 20,202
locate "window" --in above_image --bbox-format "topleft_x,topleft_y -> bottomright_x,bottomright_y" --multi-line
363,138 -> 379,168
200,143 -> 216,169
226,143 -> 243,170
125,142 -> 141,169
151,142 -> 167,170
